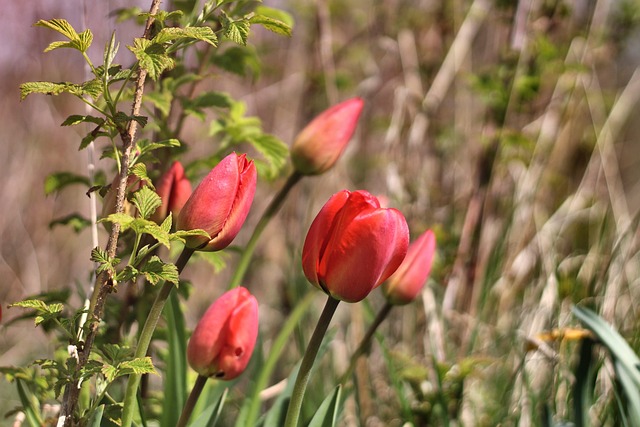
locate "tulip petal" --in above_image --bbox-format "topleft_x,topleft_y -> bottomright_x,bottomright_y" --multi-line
322,207 -> 408,303
205,154 -> 257,251
301,190 -> 350,289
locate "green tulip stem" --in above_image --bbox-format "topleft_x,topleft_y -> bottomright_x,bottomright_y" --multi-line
121,246 -> 196,427
338,301 -> 394,385
284,295 -> 340,427
228,171 -> 303,290
243,291 -> 316,427
177,374 -> 208,427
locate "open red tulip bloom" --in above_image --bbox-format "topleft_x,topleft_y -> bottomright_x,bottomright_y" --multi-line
383,229 -> 436,305
302,190 -> 409,303
187,287 -> 259,380
291,98 -> 364,175
152,161 -> 192,224
177,153 -> 257,251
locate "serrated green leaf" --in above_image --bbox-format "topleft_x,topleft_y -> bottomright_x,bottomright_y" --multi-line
10,299 -> 49,311
146,89 -> 173,118
100,213 -> 135,230
211,46 -> 261,78
129,163 -> 153,189
61,114 -> 105,127
104,31 -> 119,74
82,78 -> 103,100
49,213 -> 91,233
43,40 -> 77,52
221,12 -> 250,46
119,357 -> 157,376
129,219 -> 171,248
132,186 -> 162,220
35,19 -> 78,40
128,38 -> 175,80
20,81 -> 83,100
250,134 -> 288,180
171,228 -> 210,244
44,172 -> 90,195
183,91 -> 233,120
79,128 -> 110,151
195,250 -> 228,274
249,15 -> 292,37
113,111 -> 148,128
153,26 -> 217,46
140,256 -> 179,285
116,265 -> 139,282
77,29 -> 94,53
102,363 -> 118,383
101,343 -> 134,364
160,212 -> 173,233
137,138 -> 181,158
90,246 -> 121,275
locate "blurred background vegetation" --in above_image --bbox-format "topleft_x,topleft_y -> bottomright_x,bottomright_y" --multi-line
3,0 -> 640,425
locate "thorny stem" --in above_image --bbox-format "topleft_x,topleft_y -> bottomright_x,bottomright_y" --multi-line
57,2 -> 162,425
121,246 -> 196,427
338,302 -> 393,385
284,295 -> 340,427
228,171 -> 303,289
176,375 -> 208,427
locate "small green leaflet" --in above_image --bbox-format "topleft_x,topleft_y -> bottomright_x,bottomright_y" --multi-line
102,357 -> 157,383
44,172 -> 90,195
140,256 -> 179,285
152,26 -> 218,47
35,19 -> 93,53
219,12 -> 250,46
249,14 -> 292,37
128,38 -> 175,81
132,186 -> 162,220
90,246 -> 121,276
129,163 -> 154,189
10,299 -> 64,327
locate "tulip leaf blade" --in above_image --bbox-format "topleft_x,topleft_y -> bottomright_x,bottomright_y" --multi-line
160,290 -> 187,427
307,385 -> 343,427
140,256 -> 179,285
190,388 -> 228,427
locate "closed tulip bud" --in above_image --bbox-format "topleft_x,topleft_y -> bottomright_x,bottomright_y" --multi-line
187,287 -> 259,380
382,230 -> 436,305
151,161 -> 192,224
302,190 -> 409,303
291,98 -> 364,175
177,153 -> 257,251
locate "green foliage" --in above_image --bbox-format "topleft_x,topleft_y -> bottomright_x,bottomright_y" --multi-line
210,99 -> 289,179
132,186 -> 162,220
35,19 -> 93,53
44,172 -> 91,195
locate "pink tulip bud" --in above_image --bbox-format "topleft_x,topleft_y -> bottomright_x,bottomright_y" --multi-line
177,153 -> 257,251
291,98 -> 364,175
151,161 -> 192,224
302,190 -> 409,303
187,287 -> 259,380
382,230 -> 436,305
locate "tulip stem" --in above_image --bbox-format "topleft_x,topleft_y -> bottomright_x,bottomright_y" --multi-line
121,246 -> 195,427
284,295 -> 340,427
338,301 -> 394,385
228,171 -> 302,290
177,374 -> 208,427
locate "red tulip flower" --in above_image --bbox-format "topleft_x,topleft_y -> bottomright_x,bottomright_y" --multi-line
177,153 -> 257,251
151,161 -> 192,224
291,98 -> 364,175
187,287 -> 259,380
383,230 -> 436,305
302,190 -> 409,303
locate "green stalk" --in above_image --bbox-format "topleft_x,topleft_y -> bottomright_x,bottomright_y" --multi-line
242,291 -> 316,427
228,171 -> 302,290
338,302 -> 393,385
121,246 -> 195,427
284,295 -> 340,427
177,375 -> 208,427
